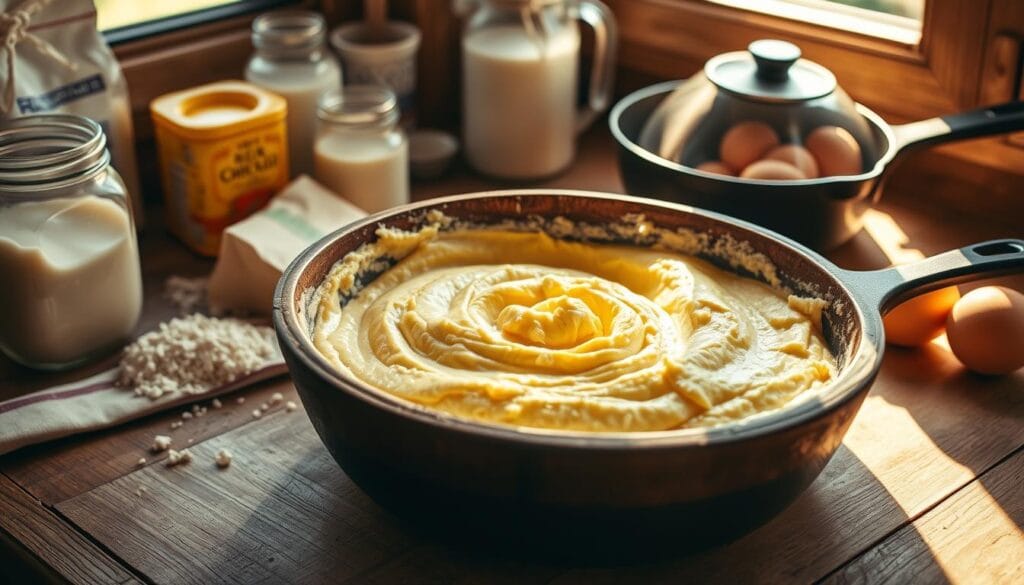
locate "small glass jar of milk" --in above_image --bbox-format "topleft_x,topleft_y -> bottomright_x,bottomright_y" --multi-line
458,0 -> 618,179
246,11 -> 342,178
0,115 -> 143,370
314,86 -> 409,213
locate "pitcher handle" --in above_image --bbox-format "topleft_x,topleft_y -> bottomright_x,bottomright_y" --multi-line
574,0 -> 618,134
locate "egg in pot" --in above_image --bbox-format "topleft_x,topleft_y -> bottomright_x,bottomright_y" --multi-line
764,144 -> 819,179
710,122 -> 863,181
719,121 -> 779,172
805,126 -> 863,177
740,159 -> 807,181
696,160 -> 735,176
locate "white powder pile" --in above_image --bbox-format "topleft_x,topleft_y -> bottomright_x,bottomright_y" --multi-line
164,276 -> 209,315
118,314 -> 276,400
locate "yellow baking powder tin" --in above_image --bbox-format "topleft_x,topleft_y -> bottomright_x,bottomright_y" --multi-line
151,80 -> 289,256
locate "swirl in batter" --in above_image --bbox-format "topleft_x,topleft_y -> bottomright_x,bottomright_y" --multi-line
311,226 -> 835,432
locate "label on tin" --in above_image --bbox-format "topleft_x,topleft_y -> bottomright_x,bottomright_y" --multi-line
156,124 -> 289,256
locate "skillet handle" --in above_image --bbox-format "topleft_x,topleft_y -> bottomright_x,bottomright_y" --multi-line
842,239 -> 1024,314
892,101 -> 1024,152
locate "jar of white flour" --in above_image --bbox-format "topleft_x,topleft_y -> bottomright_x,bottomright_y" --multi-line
0,114 -> 143,370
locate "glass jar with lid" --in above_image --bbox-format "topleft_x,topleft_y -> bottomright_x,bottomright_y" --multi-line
246,10 -> 343,178
314,85 -> 409,213
0,114 -> 143,370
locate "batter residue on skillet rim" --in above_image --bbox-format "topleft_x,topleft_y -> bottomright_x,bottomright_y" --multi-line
309,216 -> 837,432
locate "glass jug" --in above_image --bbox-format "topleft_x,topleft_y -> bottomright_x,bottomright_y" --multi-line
457,0 -> 617,179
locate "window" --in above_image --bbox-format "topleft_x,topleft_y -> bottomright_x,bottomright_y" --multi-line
98,0 -> 292,44
707,0 -> 924,44
96,0 -> 245,32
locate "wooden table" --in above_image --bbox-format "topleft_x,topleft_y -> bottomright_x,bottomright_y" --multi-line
2,128 -> 1023,584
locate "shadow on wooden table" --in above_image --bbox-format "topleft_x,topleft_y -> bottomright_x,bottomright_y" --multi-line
189,428 -> 942,584
824,342 -> 1024,582
880,341 -> 1024,525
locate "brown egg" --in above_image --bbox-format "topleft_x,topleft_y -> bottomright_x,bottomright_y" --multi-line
946,286 -> 1024,375
883,286 -> 960,347
764,144 -> 819,179
805,126 -> 862,177
720,122 -> 780,172
739,159 -> 807,181
696,160 -> 735,176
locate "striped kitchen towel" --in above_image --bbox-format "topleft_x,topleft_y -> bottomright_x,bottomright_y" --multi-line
0,357 -> 287,456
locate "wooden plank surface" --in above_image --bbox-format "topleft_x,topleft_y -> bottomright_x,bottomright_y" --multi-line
825,447 -> 1024,584
0,378 -> 298,505
54,348 -> 1024,584
2,127 -> 1023,584
58,407 -> 419,585
0,474 -> 141,585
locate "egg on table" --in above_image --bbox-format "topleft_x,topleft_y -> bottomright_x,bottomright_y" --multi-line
945,286 -> 1024,375
805,125 -> 863,177
720,121 -> 779,172
883,286 -> 961,347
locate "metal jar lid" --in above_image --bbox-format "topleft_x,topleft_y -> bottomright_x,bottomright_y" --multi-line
317,85 -> 400,129
704,39 -> 837,104
0,114 -> 110,191
252,11 -> 327,57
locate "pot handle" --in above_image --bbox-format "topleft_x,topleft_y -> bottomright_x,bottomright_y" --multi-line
841,239 -> 1024,313
892,101 -> 1024,152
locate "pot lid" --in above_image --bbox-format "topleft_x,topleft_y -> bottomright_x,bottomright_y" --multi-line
705,39 -> 836,103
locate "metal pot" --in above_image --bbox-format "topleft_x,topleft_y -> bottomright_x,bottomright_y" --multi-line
610,43 -> 1024,251
274,190 -> 1024,556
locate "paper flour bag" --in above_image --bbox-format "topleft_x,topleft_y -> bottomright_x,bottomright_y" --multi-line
209,175 -> 367,315
1,0 -> 142,222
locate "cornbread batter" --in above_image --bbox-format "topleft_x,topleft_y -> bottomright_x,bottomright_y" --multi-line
311,225 -> 836,432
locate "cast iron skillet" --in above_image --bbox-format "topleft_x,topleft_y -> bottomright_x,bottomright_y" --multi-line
273,190 -> 1024,557
610,80 -> 1024,251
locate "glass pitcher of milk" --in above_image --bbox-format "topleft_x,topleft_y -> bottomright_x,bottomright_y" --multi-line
458,0 -> 617,179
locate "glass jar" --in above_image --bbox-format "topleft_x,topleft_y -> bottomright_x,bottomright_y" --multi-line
458,0 -> 617,179
314,86 -> 409,213
246,10 -> 343,178
0,114 -> 143,370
